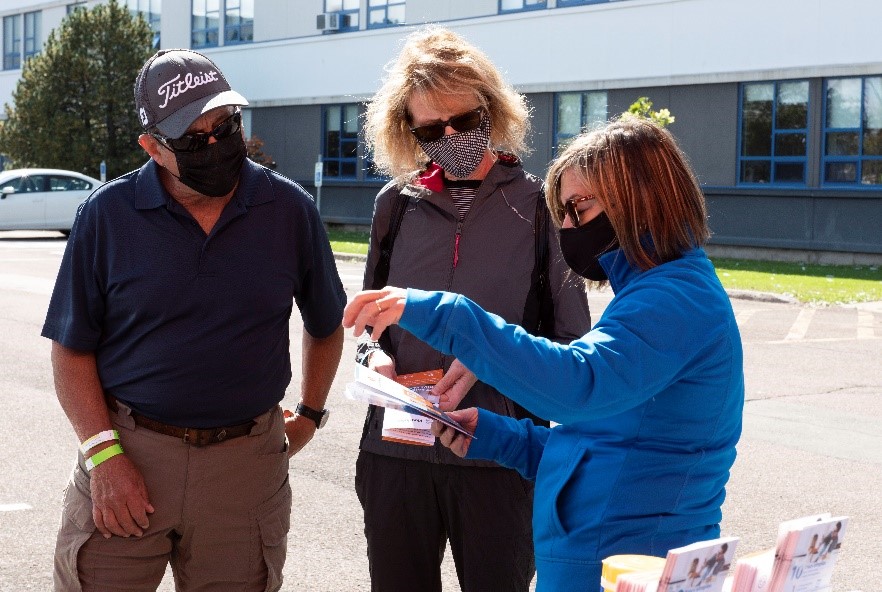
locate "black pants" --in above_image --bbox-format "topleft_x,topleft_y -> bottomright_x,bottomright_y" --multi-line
355,451 -> 535,592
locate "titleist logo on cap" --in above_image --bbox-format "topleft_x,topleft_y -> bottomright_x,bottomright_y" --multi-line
157,71 -> 221,110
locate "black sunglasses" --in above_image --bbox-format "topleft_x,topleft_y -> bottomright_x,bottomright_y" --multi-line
564,195 -> 594,228
153,111 -> 242,153
409,108 -> 484,142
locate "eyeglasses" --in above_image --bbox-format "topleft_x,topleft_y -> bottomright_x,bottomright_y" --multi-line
152,111 -> 242,153
409,108 -> 484,142
563,195 -> 594,228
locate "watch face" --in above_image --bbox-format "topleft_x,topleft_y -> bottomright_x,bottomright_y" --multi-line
317,409 -> 330,428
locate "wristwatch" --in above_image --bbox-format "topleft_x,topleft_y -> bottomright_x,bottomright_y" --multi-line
295,402 -> 329,429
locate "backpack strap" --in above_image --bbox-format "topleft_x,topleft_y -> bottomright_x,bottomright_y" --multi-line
371,192 -> 409,290
515,191 -> 555,428
522,189 -> 555,338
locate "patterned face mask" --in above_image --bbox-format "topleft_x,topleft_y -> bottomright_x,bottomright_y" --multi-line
416,116 -> 492,179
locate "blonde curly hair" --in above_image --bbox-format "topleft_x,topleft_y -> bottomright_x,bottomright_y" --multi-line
364,26 -> 530,184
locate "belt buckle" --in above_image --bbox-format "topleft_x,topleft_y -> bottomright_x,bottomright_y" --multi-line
183,427 -> 228,447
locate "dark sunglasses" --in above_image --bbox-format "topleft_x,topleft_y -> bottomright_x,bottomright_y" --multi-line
409,108 -> 484,142
564,195 -> 594,228
152,111 -> 242,153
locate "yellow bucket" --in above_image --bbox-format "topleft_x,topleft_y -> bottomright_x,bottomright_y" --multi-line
600,554 -> 666,592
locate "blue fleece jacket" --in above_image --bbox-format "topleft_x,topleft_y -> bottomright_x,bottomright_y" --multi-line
399,246 -> 744,592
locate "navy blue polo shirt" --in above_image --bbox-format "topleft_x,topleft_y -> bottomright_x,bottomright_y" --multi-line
42,159 -> 346,428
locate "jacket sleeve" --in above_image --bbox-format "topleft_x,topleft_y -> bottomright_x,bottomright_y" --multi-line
464,408 -> 550,481
399,284 -> 721,425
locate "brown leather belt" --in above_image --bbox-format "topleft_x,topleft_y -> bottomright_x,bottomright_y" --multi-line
106,395 -> 256,447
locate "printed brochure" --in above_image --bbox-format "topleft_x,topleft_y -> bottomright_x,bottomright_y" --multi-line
345,365 -> 473,439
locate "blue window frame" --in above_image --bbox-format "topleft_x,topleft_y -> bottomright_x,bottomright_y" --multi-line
324,0 -> 359,32
322,104 -> 384,181
192,0 -> 219,48
368,0 -> 405,29
558,0 -> 609,6
554,91 -> 607,154
127,0 -> 162,48
499,0 -> 546,12
23,11 -> 40,61
822,76 -> 882,186
3,15 -> 22,70
738,81 -> 809,185
224,0 -> 253,45
323,105 -> 360,180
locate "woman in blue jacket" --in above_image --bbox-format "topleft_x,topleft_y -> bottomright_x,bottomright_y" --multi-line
344,118 -> 744,592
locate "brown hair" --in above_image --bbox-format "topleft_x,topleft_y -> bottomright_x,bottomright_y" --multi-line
364,26 -> 530,183
545,117 -> 710,270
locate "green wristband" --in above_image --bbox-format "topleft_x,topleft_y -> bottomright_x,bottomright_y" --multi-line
85,443 -> 124,472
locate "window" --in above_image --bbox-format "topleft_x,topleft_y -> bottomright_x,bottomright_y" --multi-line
323,105 -> 359,179
192,0 -> 220,48
127,0 -> 162,48
50,175 -> 94,191
822,76 -> 882,186
23,11 -> 40,61
557,0 -> 609,6
738,81 -> 809,185
368,0 -> 405,29
324,0 -> 359,32
321,104 -> 381,181
224,0 -> 253,45
499,0 -> 546,13
3,15 -> 22,70
67,3 -> 87,13
554,91 -> 607,153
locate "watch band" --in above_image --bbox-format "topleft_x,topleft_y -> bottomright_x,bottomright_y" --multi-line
295,402 -> 328,429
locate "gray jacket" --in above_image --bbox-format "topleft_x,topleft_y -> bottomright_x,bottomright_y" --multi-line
359,157 -> 592,466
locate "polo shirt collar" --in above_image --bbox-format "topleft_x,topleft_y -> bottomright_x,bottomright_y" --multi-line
133,158 -> 275,210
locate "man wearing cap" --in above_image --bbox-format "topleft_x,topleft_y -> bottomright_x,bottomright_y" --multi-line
43,49 -> 345,591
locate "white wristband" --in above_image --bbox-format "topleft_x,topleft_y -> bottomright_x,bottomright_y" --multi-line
80,430 -> 120,455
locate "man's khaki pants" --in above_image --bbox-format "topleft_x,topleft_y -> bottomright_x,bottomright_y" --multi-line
53,403 -> 291,592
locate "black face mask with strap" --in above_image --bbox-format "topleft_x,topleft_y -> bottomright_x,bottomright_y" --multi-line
172,132 -> 246,197
558,211 -> 619,280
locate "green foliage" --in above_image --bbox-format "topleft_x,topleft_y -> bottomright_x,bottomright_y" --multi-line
621,96 -> 676,127
245,135 -> 277,169
0,1 -> 153,179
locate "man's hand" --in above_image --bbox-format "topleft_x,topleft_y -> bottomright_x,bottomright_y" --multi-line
284,410 -> 316,457
431,408 -> 478,458
89,454 -> 154,539
433,359 -> 477,411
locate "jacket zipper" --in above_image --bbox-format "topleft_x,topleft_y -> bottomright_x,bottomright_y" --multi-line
452,220 -> 463,269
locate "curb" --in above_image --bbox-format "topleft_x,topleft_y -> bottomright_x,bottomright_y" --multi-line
724,289 -> 800,304
334,252 -> 367,264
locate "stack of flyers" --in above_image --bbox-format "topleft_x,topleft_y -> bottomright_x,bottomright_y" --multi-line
345,365 -> 473,441
767,514 -> 848,592
615,537 -> 738,592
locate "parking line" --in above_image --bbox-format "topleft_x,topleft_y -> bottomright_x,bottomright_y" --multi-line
0,503 -> 32,512
857,311 -> 875,339
784,308 -> 814,341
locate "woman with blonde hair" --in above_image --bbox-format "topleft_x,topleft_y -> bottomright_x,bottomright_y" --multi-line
353,25 -> 592,592
345,117 -> 744,591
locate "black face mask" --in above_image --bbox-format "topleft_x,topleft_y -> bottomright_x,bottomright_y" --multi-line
558,212 -> 619,281
172,131 -> 246,197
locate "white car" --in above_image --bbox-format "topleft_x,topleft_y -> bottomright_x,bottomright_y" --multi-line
0,168 -> 102,235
